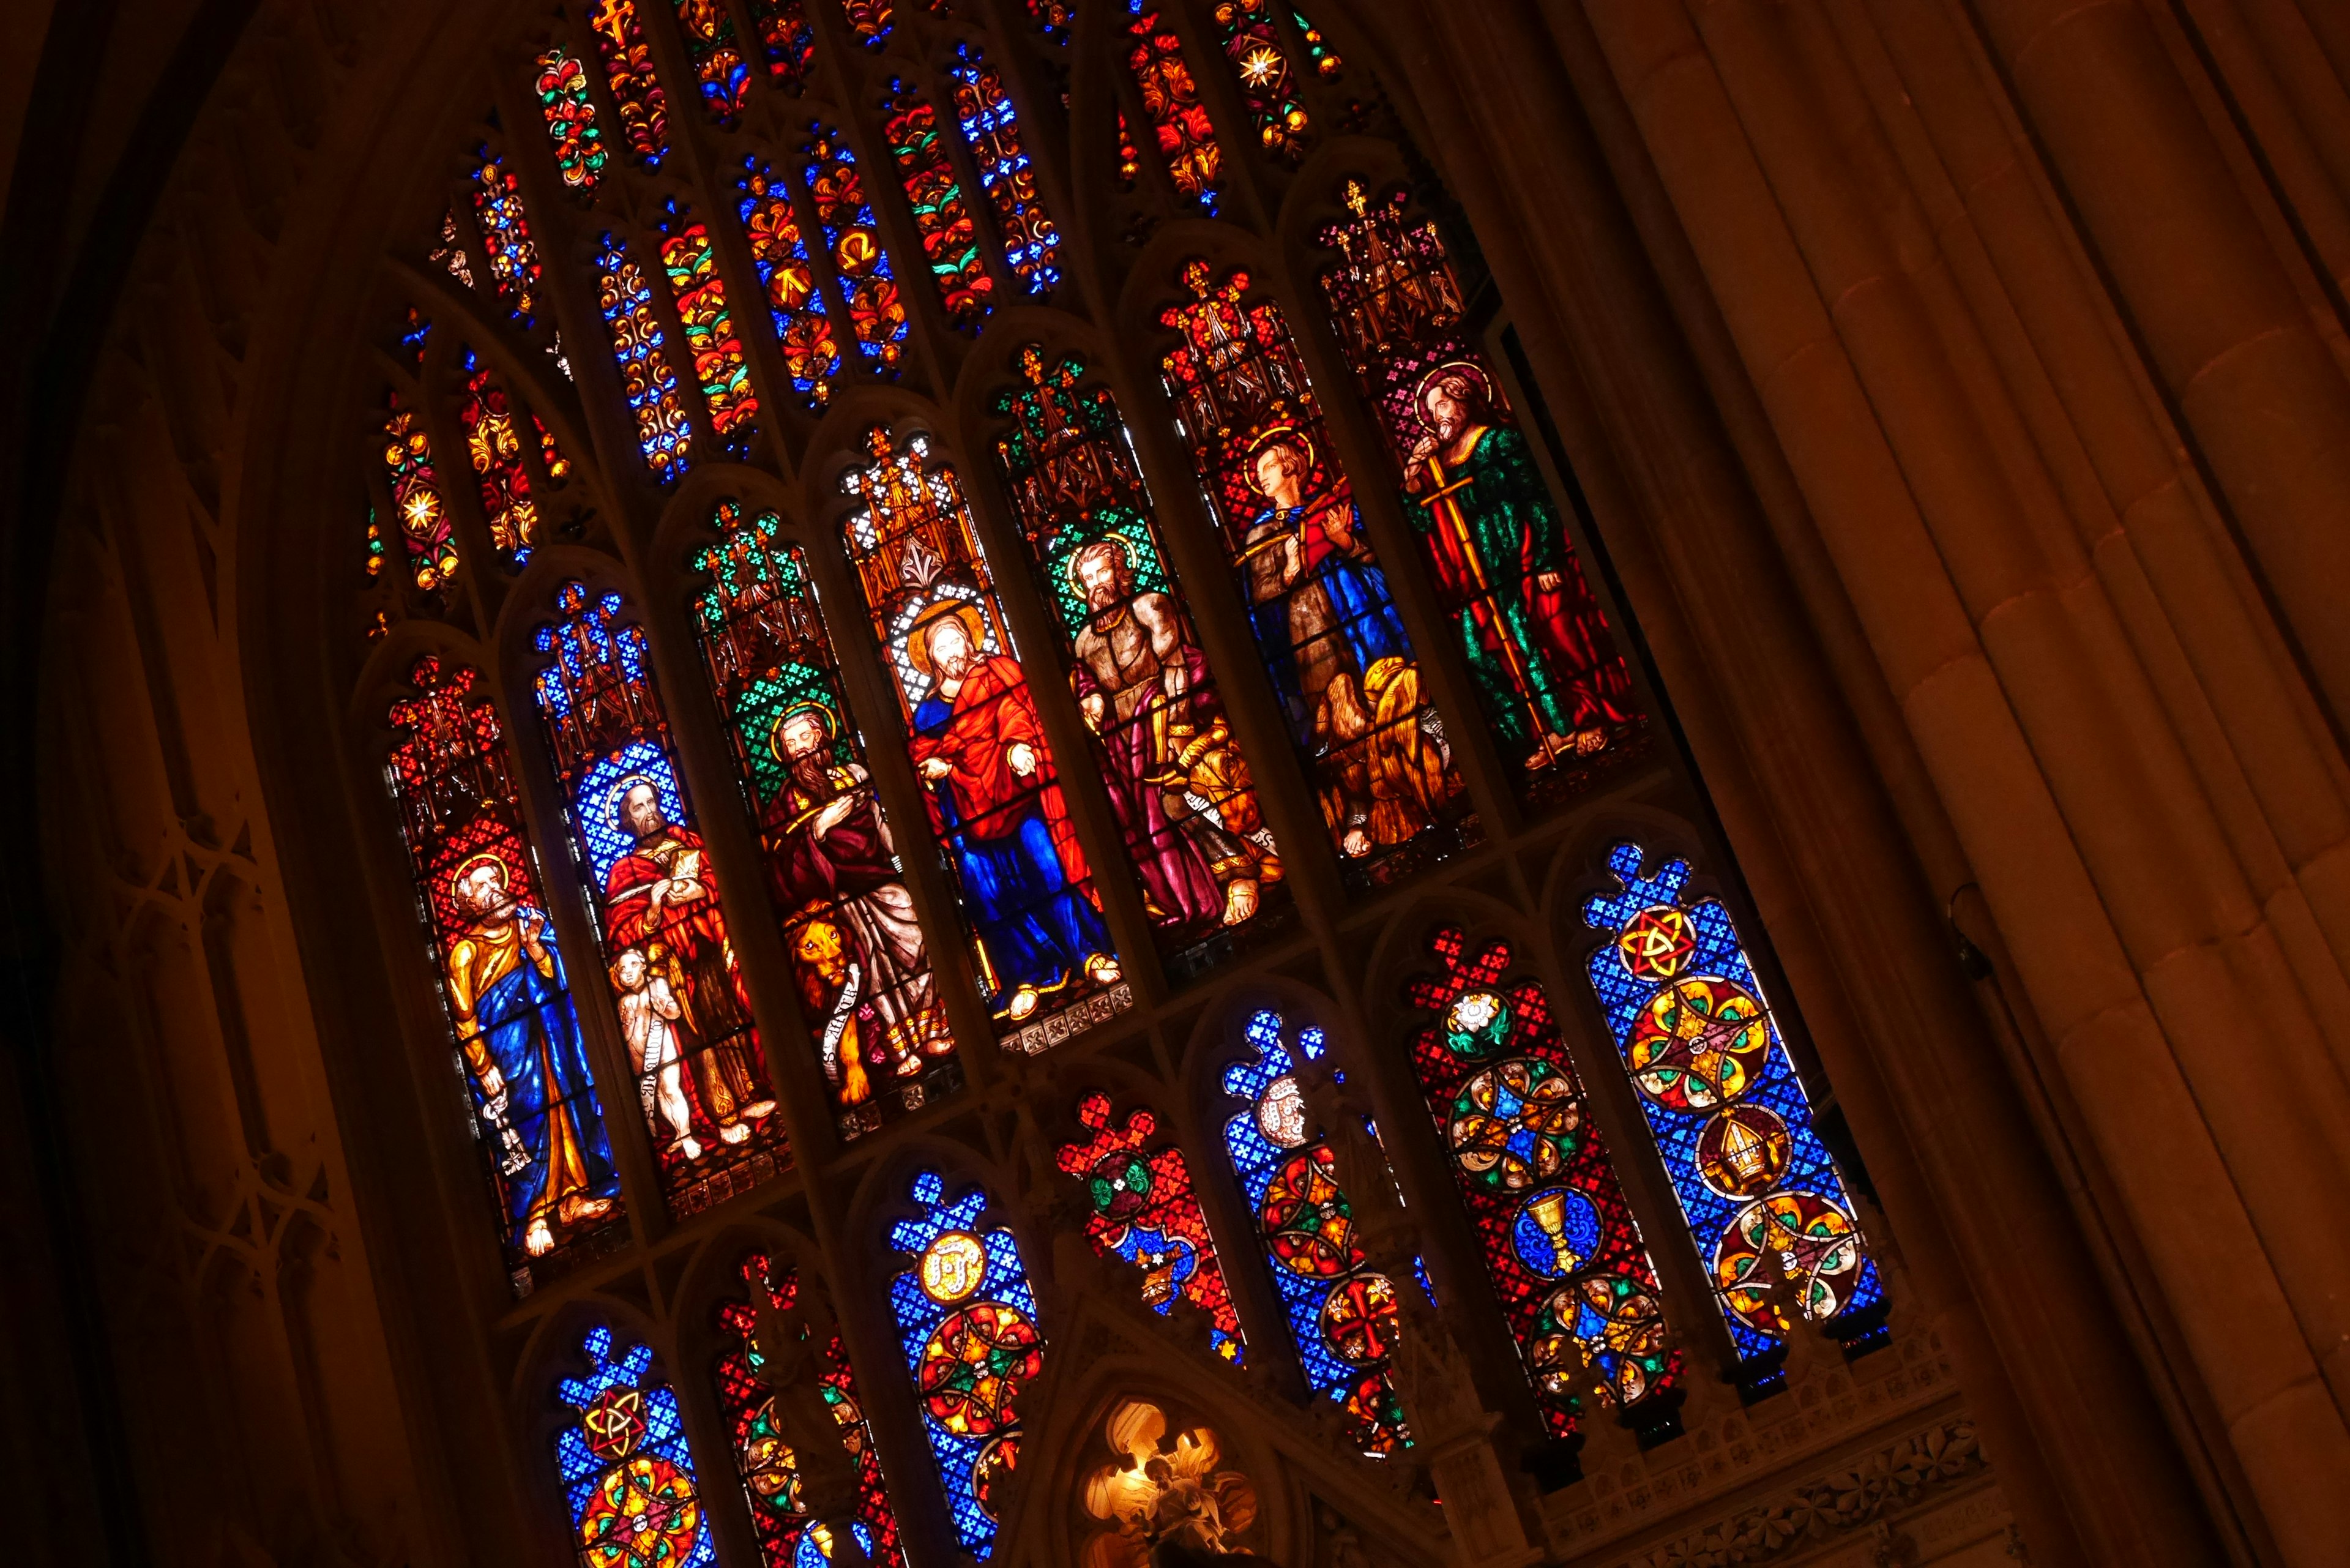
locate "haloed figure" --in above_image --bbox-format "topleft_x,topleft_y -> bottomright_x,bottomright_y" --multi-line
443,854 -> 619,1257
906,603 -> 1121,1021
1402,364 -> 1633,767
1068,537 -> 1275,935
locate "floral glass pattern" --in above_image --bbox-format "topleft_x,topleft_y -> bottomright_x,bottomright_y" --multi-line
1402,926 -> 1680,1429
735,157 -> 842,406
556,1326 -> 717,1568
948,47 -> 1061,294
1207,0 -> 1308,162
457,348 -> 543,569
990,346 -> 1283,973
883,86 -> 992,331
532,582 -> 792,1217
536,46 -> 608,192
1056,1092 -> 1244,1359
386,656 -> 624,1285
1220,1010 -> 1409,1454
672,0 -> 753,125
1317,181 -> 1641,800
595,232 -> 693,479
1583,843 -> 1888,1362
590,0 -> 670,165
431,207 -> 476,286
470,146 -> 543,326
887,1171 -> 1046,1558
1158,259 -> 1471,887
712,1254 -> 907,1568
658,201 -> 761,457
688,501 -> 958,1137
755,0 -> 817,88
842,0 -> 893,46
1122,3 -> 1222,209
802,124 -> 909,370
838,428 -> 1125,1051
379,393 -> 458,593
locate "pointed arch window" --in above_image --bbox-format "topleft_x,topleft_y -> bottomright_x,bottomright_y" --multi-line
882,84 -> 993,330
657,199 -> 763,457
887,1171 -> 1047,1558
1122,3 -> 1222,209
535,46 -> 609,193
687,501 -> 958,1136
595,231 -> 695,479
1158,259 -> 1471,887
590,0 -> 671,166
671,0 -> 753,125
1205,0 -> 1309,163
838,427 -> 1126,1051
736,157 -> 841,408
555,1326 -> 718,1567
457,348 -> 545,570
469,145 -> 544,326
531,582 -> 792,1215
384,655 -> 624,1286
989,345 -> 1285,973
1400,925 -> 1680,1432
377,393 -> 458,594
801,123 -> 909,370
1055,1092 -> 1245,1359
1582,843 -> 1888,1365
947,47 -> 1061,294
713,1252 -> 908,1568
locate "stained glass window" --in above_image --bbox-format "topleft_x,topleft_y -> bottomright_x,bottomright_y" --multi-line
536,45 -> 608,192
591,0 -> 671,166
400,305 -> 430,365
469,146 -> 543,326
1292,6 -> 1342,77
842,0 -> 893,47
887,1170 -> 1046,1558
882,86 -> 992,332
990,346 -> 1283,974
378,394 -> 459,593
755,0 -> 817,88
431,207 -> 476,287
555,1326 -> 717,1568
537,411 -> 576,486
365,508 -> 389,581
1114,113 -> 1142,192
802,124 -> 909,370
689,500 -> 958,1138
838,427 -> 1127,1052
736,158 -> 841,408
384,656 -> 624,1285
672,0 -> 753,125
457,348 -> 543,570
595,232 -> 694,479
1023,0 -> 1074,42
1582,843 -> 1888,1365
948,48 -> 1061,295
532,581 -> 791,1216
1122,4 -> 1222,209
1401,926 -> 1680,1432
1219,1010 -> 1409,1454
713,1253 -> 907,1568
1206,0 -> 1308,163
658,201 -> 761,458
1158,259 -> 1472,887
1316,181 -> 1641,801
1054,1092 -> 1244,1359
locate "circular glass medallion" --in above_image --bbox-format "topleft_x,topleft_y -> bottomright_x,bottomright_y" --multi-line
1695,1104 -> 1792,1198
1319,1272 -> 1403,1365
1442,989 -> 1511,1058
919,1230 -> 989,1304
1617,906 -> 1696,981
1511,1185 -> 1605,1278
1256,1074 -> 1308,1148
917,1301 -> 1043,1436
1448,1056 -> 1581,1190
1626,976 -> 1770,1111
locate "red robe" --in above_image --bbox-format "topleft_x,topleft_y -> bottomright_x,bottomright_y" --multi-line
906,654 -> 1089,886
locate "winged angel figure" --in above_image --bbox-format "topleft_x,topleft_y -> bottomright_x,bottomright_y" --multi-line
1081,1399 -> 1260,1568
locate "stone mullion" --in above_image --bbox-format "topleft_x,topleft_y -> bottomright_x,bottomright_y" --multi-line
946,425 -> 1169,1009
488,66 -> 678,550
633,0 -> 800,475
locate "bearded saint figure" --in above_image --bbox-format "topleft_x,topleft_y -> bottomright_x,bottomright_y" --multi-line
905,602 -> 1121,1021
1238,431 -> 1436,857
762,700 -> 942,1107
1401,364 -> 1635,767
1067,537 -> 1274,934
442,853 -> 618,1257
603,780 -> 777,1147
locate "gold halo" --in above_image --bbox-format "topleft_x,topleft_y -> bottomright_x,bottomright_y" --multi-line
767,700 -> 836,765
1244,425 -> 1315,494
905,600 -> 990,682
1064,533 -> 1135,592
1414,360 -> 1494,419
449,850 -> 513,900
604,773 -> 663,832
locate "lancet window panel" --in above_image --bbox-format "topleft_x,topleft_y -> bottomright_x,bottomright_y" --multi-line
531,581 -> 793,1218
457,347 -> 547,572
736,156 -> 843,408
1315,179 -> 1646,805
754,0 -> 818,89
554,1326 -> 719,1568
837,427 -> 1130,1055
882,85 -> 994,332
535,45 -> 610,193
799,123 -> 911,371
1205,0 -> 1310,163
1218,1010 -> 1410,1455
1582,843 -> 1889,1365
470,143 -> 545,327
671,0 -> 755,126
1121,3 -> 1223,211
589,0 -> 671,166
712,1252 -> 908,1568
887,1171 -> 1048,1559
595,231 -> 696,480
376,392 -> 460,595
687,500 -> 961,1139
1157,258 -> 1475,894
947,47 -> 1061,295
1400,925 -> 1681,1435
657,200 -> 763,458
989,345 -> 1288,980
382,655 -> 626,1290
1054,1091 -> 1245,1359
